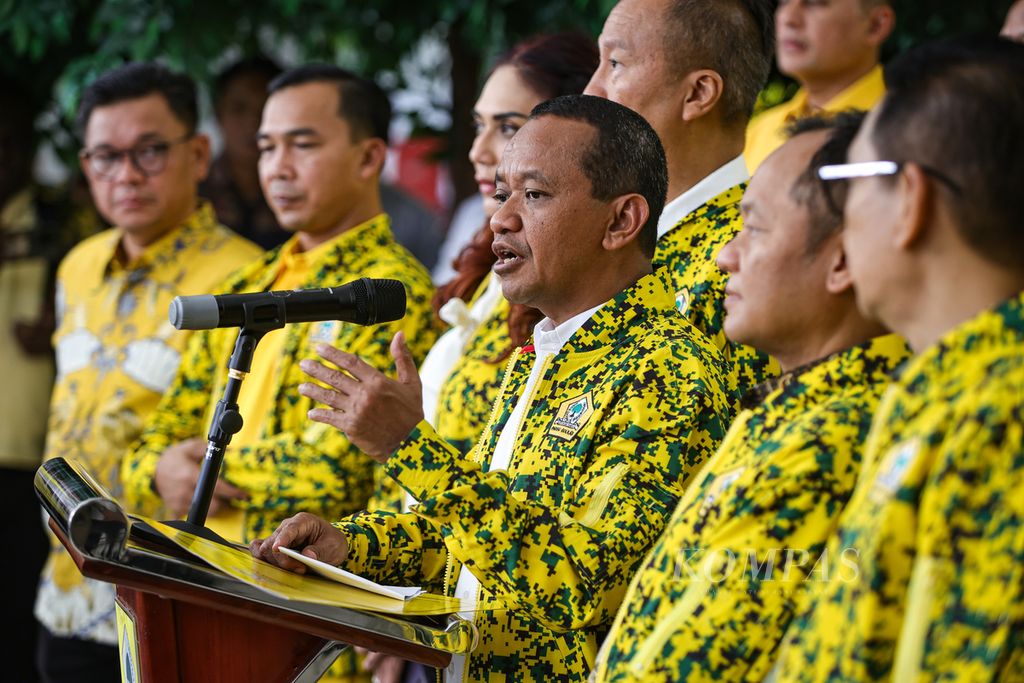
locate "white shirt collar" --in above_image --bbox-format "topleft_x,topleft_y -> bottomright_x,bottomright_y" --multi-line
656,155 -> 749,240
532,302 -> 604,355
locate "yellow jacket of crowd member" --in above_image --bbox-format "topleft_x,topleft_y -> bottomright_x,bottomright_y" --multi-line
432,280 -> 511,458
121,214 -> 439,541
335,273 -> 733,682
654,183 -> 780,400
775,292 -> 1024,683
35,202 -> 260,643
593,335 -> 910,683
744,65 -> 885,172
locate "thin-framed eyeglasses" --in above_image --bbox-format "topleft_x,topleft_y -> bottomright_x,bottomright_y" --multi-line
80,134 -> 193,180
818,160 -> 962,195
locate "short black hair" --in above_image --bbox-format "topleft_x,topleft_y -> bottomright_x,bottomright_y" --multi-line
267,64 -> 391,144
76,62 -> 198,140
212,55 -> 282,106
871,37 -> 1024,269
664,0 -> 775,126
786,109 -> 867,252
530,94 -> 668,258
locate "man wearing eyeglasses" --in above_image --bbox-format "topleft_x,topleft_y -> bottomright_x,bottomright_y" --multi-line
34,62 -> 261,683
589,111 -> 909,683
773,37 -> 1024,682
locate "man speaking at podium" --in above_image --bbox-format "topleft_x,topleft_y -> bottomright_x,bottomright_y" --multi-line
252,95 -> 733,682
122,65 -> 437,548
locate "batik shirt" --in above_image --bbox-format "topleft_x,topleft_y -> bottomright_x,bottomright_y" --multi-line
335,273 -> 733,682
654,179 -> 780,402
593,335 -> 909,682
35,202 -> 260,644
121,214 -> 439,541
775,292 -> 1024,682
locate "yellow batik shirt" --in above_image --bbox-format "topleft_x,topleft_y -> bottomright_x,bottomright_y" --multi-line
593,334 -> 910,683
775,292 -> 1024,683
121,214 -> 439,542
335,273 -> 734,681
654,183 -> 780,401
35,202 -> 260,643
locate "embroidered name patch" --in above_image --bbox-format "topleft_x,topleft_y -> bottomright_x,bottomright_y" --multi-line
549,392 -> 595,440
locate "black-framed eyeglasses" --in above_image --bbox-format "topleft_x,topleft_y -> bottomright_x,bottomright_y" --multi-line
818,160 -> 963,195
80,134 -> 193,179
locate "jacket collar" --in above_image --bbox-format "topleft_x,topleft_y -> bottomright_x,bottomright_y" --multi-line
556,271 -> 676,356
896,290 -> 1024,395
740,334 -> 909,411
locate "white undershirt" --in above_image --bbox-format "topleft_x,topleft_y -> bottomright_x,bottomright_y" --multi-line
656,155 -> 749,240
444,302 -> 603,683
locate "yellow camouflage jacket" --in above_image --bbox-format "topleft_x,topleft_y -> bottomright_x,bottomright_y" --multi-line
593,335 -> 910,683
654,183 -> 779,401
775,292 -> 1024,682
36,202 -> 260,642
121,214 -> 438,541
335,273 -> 733,681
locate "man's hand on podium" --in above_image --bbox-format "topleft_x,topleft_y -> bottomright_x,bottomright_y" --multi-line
249,511 -> 350,572
154,437 -> 247,517
297,332 -> 423,461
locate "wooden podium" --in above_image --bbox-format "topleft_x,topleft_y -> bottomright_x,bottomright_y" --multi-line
37,458 -> 476,683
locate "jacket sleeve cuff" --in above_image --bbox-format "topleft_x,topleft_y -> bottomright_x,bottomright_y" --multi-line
385,420 -> 481,502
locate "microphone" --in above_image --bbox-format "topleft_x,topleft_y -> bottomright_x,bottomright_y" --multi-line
168,277 -> 406,330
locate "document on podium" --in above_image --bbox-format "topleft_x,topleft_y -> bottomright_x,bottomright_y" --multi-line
276,547 -> 424,601
146,520 -> 482,616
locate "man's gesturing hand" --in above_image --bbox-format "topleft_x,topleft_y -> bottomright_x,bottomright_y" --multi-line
249,512 -> 349,571
298,332 -> 424,460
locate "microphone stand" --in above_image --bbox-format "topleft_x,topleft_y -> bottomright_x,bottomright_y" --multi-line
160,323 -> 277,546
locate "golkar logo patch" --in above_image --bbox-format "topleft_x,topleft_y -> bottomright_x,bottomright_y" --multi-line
674,288 -> 691,316
698,467 -> 745,519
870,438 -> 919,504
309,320 -> 341,344
549,391 -> 595,440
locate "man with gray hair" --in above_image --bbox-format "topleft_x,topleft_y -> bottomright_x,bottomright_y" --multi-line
586,0 -> 781,402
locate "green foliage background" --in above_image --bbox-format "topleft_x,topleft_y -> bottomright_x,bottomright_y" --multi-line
0,0 -> 1015,200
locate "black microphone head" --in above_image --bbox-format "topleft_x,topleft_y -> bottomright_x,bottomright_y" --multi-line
364,278 -> 406,324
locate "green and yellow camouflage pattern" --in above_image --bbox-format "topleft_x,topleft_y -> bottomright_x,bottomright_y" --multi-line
775,292 -> 1024,682
593,334 -> 909,682
335,272 -> 733,681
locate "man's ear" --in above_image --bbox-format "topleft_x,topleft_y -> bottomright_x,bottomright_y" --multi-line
603,193 -> 650,251
824,236 -> 854,295
359,138 -> 389,180
893,163 -> 931,252
865,4 -> 896,48
189,133 -> 212,183
681,69 -> 725,123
